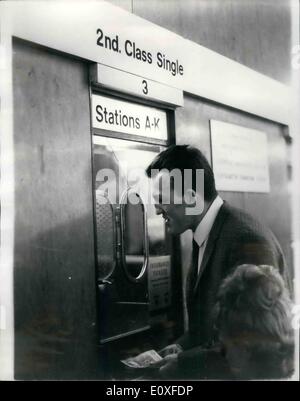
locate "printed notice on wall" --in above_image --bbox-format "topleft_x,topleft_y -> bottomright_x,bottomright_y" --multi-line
210,120 -> 270,193
148,256 -> 171,311
92,94 -> 168,140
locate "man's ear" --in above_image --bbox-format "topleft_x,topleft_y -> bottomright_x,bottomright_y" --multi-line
184,189 -> 205,216
184,188 -> 197,205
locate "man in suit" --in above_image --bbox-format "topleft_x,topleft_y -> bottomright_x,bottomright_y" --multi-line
145,144 -> 290,378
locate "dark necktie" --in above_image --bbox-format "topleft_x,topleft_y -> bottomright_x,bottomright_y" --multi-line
186,239 -> 199,306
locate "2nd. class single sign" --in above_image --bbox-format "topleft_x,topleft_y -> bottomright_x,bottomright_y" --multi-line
91,94 -> 168,140
96,28 -> 184,78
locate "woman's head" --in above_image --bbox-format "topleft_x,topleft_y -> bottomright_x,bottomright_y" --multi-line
217,264 -> 294,379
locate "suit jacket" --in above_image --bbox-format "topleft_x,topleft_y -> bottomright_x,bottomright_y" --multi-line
177,202 -> 289,379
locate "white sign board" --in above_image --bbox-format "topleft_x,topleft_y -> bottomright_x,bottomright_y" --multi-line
90,64 -> 184,107
210,120 -> 270,193
91,94 -> 168,140
148,256 -> 171,311
1,1 -> 290,124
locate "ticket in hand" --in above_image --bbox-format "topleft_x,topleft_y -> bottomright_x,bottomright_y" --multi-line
121,349 -> 163,369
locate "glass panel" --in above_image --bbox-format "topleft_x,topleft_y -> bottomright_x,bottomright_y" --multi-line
93,136 -> 169,259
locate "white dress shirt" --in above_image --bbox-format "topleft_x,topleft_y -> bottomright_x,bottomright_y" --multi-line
193,195 -> 224,274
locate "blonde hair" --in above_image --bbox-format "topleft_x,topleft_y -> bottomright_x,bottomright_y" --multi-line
217,264 -> 294,378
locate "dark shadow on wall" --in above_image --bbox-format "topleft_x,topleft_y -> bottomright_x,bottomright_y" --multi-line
14,214 -> 103,380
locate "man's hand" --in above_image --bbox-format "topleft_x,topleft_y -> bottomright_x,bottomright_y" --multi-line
158,343 -> 183,357
159,354 -> 179,378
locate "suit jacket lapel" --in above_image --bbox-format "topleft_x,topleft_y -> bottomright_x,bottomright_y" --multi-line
192,203 -> 229,296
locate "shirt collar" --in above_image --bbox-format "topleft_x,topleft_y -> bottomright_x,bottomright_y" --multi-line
193,195 -> 224,247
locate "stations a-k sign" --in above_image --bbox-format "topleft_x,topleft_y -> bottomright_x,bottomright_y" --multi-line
91,94 -> 168,140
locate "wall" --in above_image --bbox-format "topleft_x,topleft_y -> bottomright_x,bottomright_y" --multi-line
107,0 -> 291,85
13,39 -> 99,379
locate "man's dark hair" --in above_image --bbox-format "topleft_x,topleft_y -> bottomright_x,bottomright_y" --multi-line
145,145 -> 217,202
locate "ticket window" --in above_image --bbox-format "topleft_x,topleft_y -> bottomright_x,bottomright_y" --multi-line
91,93 -> 181,348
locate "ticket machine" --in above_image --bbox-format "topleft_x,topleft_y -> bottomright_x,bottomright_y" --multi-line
90,89 -> 182,375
